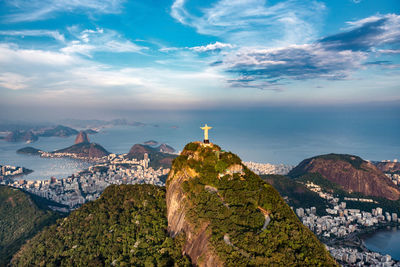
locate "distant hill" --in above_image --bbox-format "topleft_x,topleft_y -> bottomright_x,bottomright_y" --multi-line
166,142 -> 336,266
54,142 -> 109,158
16,146 -> 41,155
289,153 -> 400,201
38,125 -> 78,137
12,184 -> 190,266
157,143 -> 175,153
0,186 -> 60,266
144,140 -> 158,146
4,130 -> 38,143
2,125 -> 80,143
127,144 -> 176,169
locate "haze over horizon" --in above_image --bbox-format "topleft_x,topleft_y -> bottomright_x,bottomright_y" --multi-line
0,0 -> 399,120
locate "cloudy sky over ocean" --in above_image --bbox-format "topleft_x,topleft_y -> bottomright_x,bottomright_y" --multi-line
0,0 -> 399,118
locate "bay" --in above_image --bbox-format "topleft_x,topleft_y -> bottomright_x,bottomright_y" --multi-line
363,227 -> 400,260
0,106 -> 399,180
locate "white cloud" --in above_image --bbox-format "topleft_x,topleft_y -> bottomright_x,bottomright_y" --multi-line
215,13 -> 400,88
0,42 -> 228,109
190,41 -> 233,52
170,0 -> 326,46
221,43 -> 367,86
160,41 -> 233,53
379,49 -> 400,54
4,0 -> 126,23
0,72 -> 31,90
0,30 -> 65,42
61,27 -> 148,56
0,43 -> 78,67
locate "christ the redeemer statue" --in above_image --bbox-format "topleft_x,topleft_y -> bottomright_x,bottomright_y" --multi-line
201,124 -> 212,144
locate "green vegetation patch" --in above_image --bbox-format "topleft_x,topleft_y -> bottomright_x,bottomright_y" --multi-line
261,174 -> 329,216
12,184 -> 190,267
171,143 -> 336,266
0,186 -> 60,266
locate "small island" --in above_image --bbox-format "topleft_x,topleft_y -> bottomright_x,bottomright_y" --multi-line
17,147 -> 42,155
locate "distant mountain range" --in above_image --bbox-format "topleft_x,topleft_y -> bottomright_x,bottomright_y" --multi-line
15,132 -> 176,166
3,130 -> 38,143
59,118 -> 147,129
1,125 -> 98,143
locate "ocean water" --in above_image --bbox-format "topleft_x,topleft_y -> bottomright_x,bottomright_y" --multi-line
0,136 -> 93,180
0,106 -> 399,180
363,227 -> 400,260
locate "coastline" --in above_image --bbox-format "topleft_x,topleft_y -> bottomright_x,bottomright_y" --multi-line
322,222 -> 400,261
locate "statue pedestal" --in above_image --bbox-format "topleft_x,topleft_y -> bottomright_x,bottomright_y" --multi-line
203,139 -> 210,144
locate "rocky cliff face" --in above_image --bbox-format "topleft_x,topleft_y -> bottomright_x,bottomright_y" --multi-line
166,165 -> 222,266
166,142 -> 336,266
289,154 -> 400,200
74,131 -> 90,144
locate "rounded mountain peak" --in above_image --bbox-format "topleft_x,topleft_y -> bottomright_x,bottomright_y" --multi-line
74,131 -> 90,144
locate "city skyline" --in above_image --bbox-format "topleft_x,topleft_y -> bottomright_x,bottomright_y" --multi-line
0,0 -> 399,119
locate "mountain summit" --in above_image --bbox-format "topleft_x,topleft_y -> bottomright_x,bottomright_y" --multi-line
166,142 -> 336,266
74,131 -> 90,144
289,153 -> 400,200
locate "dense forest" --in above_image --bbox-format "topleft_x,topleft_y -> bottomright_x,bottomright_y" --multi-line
11,184 -> 190,267
0,186 -> 60,266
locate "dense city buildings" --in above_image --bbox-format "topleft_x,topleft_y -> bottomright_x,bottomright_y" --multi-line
244,161 -> 293,175
297,182 -> 400,266
0,164 -> 31,180
2,153 -> 167,210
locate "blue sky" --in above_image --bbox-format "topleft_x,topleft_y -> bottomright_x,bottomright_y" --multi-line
0,0 -> 399,117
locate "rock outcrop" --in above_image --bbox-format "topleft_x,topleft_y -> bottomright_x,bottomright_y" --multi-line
289,154 -> 400,200
74,131 -> 90,144
166,142 -> 336,266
